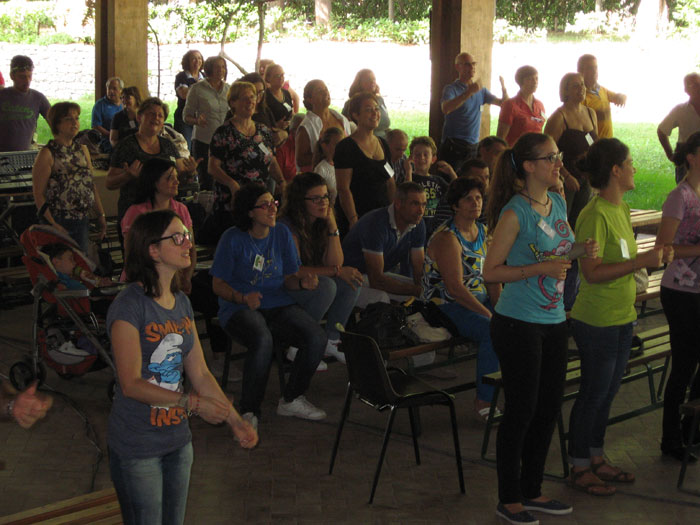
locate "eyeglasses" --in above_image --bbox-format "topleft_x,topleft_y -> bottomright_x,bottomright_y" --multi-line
253,200 -> 279,210
531,152 -> 563,164
153,230 -> 192,246
304,194 -> 330,205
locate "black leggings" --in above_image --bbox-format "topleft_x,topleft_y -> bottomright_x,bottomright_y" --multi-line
660,286 -> 700,447
490,312 -> 568,504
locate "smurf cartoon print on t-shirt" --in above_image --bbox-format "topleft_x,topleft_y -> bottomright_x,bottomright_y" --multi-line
148,332 -> 185,405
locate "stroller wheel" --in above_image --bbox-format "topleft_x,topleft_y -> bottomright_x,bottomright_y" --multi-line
9,361 -> 36,391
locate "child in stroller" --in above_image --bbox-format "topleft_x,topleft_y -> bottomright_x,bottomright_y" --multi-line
8,225 -> 121,392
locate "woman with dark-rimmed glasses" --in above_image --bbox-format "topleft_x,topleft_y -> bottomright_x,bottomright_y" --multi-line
279,172 -> 362,364
210,183 -> 327,433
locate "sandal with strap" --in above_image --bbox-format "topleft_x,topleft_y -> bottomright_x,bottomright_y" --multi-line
570,468 -> 616,496
591,461 -> 635,483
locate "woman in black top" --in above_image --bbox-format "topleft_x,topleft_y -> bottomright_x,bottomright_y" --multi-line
109,86 -> 142,148
264,64 -> 294,127
334,92 -> 395,234
174,50 -> 203,150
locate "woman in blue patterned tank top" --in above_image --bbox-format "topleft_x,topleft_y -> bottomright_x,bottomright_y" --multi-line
421,176 -> 501,419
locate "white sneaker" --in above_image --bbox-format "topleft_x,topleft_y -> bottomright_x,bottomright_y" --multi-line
276,395 -> 327,420
286,346 -> 327,371
324,339 -> 346,364
235,412 -> 258,442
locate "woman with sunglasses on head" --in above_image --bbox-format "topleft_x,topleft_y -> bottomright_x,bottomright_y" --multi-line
120,157 -> 196,293
658,131 -> 700,462
483,132 -> 598,524
568,139 -> 671,496
238,72 -> 288,148
279,172 -> 363,364
107,209 -> 257,525
210,183 -> 328,431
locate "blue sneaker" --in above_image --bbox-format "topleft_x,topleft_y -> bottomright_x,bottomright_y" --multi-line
522,498 -> 573,515
496,503 -> 539,524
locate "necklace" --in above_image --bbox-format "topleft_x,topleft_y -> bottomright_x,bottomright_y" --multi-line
520,190 -> 550,208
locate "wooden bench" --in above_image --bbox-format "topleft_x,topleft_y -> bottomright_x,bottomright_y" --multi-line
0,488 -> 122,524
480,325 -> 671,478
636,271 -> 663,317
678,398 -> 700,494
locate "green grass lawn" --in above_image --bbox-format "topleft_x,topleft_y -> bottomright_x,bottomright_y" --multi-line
40,100 -> 674,211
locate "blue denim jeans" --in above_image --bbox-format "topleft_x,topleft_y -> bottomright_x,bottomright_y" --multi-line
439,300 -> 498,402
288,275 -> 361,340
568,319 -> 633,467
109,442 -> 193,525
51,212 -> 90,254
225,304 -> 326,415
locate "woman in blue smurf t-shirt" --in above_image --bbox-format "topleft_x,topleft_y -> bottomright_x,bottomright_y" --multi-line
107,209 -> 257,525
483,133 -> 598,524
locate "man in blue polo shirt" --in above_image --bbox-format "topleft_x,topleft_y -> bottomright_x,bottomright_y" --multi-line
91,76 -> 123,153
439,52 -> 506,173
342,181 -> 427,309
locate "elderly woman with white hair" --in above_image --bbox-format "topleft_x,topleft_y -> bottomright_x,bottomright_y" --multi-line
92,76 -> 123,153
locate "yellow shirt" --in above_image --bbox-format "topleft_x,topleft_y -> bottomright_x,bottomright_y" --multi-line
584,86 -> 612,139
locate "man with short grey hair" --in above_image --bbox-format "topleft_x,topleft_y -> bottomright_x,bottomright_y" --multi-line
92,76 -> 123,152
0,55 -> 50,151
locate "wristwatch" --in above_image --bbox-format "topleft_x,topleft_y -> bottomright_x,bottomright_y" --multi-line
328,229 -> 340,237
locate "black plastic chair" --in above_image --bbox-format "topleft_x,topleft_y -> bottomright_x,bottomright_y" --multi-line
329,329 -> 465,503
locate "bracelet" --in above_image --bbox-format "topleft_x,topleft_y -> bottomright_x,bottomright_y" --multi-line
177,392 -> 189,409
520,267 -> 527,281
192,394 -> 200,416
328,229 -> 340,237
6,399 -> 14,419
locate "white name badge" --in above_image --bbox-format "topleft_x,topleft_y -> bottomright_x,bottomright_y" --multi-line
259,143 -> 271,156
283,102 -> 292,112
253,254 -> 264,271
620,238 -> 630,259
129,120 -> 136,128
538,218 -> 555,239
585,133 -> 594,146
384,162 -> 395,177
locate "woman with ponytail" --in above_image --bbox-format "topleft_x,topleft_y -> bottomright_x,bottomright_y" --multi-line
483,132 -> 598,524
658,131 -> 700,462
568,138 -> 671,495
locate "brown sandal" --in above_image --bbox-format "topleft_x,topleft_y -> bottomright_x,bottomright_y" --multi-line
591,461 -> 635,483
570,468 -> 616,496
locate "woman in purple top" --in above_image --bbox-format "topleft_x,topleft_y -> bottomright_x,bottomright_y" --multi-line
658,131 -> 700,462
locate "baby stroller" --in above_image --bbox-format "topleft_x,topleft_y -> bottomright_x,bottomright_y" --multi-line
9,225 -> 120,397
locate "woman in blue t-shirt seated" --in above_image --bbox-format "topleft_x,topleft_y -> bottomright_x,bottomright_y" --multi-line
210,183 -> 328,431
107,209 -> 257,524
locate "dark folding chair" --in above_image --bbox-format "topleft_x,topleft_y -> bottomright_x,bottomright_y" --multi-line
328,329 -> 465,503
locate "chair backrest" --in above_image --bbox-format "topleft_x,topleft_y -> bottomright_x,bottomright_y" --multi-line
339,330 -> 399,407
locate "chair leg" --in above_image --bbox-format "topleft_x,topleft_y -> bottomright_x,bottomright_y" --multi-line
220,333 -> 233,389
369,407 -> 398,504
329,383 -> 353,475
447,397 -> 465,494
274,343 -> 287,394
557,411 -> 569,479
407,406 -> 421,465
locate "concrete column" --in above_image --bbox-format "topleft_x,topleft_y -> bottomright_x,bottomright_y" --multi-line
95,0 -> 149,100
430,0 -> 495,144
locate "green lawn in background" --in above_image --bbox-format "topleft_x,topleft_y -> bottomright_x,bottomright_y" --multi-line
39,100 -> 674,211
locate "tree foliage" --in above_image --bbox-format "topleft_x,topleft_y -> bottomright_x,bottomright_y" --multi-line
496,0 -> 637,30
282,0 -> 430,21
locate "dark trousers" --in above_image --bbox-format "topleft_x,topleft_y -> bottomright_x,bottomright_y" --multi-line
661,286 -> 700,447
437,137 -> 477,175
490,312 -> 568,504
192,139 -> 211,190
225,304 -> 326,416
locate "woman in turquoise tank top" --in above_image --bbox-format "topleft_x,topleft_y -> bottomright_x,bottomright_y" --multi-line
483,132 -> 598,524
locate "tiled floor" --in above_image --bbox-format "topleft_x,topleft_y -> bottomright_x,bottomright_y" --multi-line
1,300 -> 699,524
